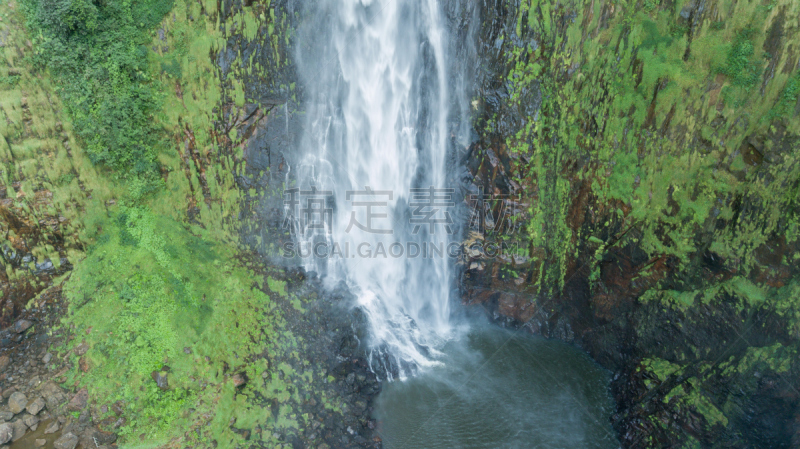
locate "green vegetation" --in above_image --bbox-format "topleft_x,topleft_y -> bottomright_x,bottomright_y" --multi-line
1,0 -> 316,445
20,0 -> 173,178
719,28 -> 761,87
483,0 -> 800,444
502,0 -> 800,295
61,209 -> 283,443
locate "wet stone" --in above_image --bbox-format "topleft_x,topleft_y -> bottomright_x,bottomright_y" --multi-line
53,432 -> 78,449
12,320 -> 32,334
7,392 -> 26,414
22,413 -> 38,429
10,419 -> 25,441
43,420 -> 59,434
0,423 -> 10,444
26,397 -> 45,415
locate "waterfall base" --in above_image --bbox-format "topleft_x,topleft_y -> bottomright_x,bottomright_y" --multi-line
374,321 -> 617,448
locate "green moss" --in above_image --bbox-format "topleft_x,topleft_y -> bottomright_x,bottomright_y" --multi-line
720,343 -> 794,376
664,377 -> 728,428
641,357 -> 682,382
500,0 -> 800,295
61,208 -> 303,445
267,276 -> 288,297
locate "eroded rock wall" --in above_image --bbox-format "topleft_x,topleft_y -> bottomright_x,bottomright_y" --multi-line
462,0 -> 800,447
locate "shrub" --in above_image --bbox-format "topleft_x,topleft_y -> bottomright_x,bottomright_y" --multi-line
23,0 -> 173,178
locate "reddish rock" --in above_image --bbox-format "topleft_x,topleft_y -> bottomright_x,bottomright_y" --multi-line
497,292 -> 520,319
67,388 -> 88,411
78,356 -> 90,373
232,373 -> 247,387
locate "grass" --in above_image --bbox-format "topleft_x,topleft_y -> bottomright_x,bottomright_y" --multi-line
61,208 -> 301,445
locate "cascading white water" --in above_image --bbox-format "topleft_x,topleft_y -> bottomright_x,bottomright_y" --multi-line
293,0 -> 456,379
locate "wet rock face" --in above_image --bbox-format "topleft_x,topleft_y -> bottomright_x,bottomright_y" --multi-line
276,270 -> 383,448
458,0 -> 800,447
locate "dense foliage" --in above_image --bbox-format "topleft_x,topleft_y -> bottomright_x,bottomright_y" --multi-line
22,0 -> 173,178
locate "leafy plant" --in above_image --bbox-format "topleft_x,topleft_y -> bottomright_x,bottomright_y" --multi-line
21,0 -> 174,178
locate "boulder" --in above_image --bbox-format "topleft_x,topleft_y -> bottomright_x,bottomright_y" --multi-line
22,413 -> 38,429
0,423 -> 11,444
53,432 -> 78,449
41,382 -> 67,410
12,320 -> 32,333
43,420 -> 59,434
93,430 -> 117,445
151,370 -> 168,390
66,388 -> 87,411
26,397 -> 45,415
10,418 -> 26,441
7,392 -> 26,414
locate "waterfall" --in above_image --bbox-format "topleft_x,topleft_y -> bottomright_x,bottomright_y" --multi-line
293,0 -> 457,379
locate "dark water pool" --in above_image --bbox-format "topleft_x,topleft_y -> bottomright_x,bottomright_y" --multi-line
374,324 -> 619,449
